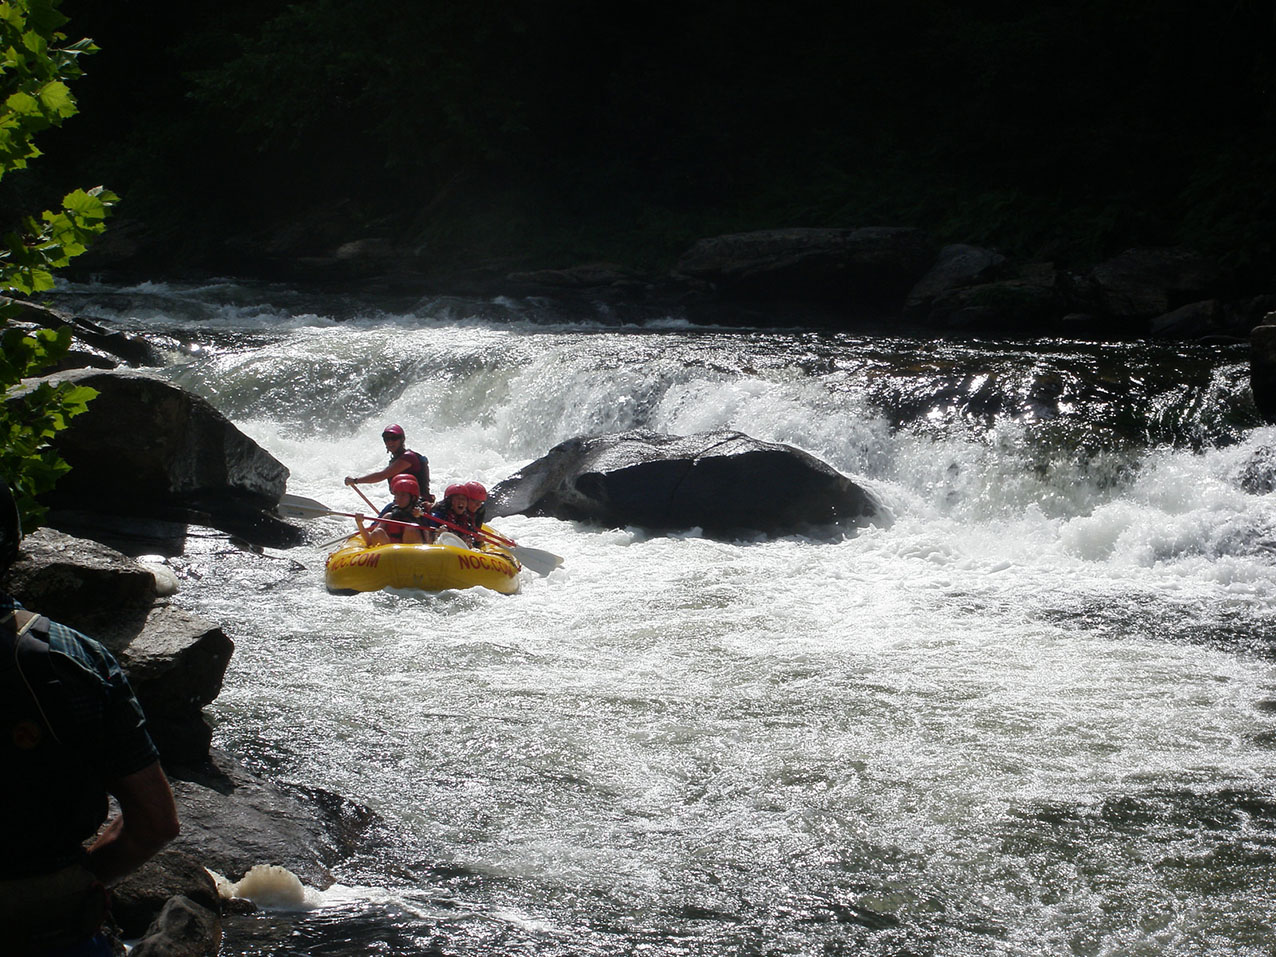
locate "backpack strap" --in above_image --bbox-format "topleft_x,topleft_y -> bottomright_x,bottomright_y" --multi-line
4,609 -> 63,746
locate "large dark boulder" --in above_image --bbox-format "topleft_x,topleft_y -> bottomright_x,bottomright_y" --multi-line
906,263 -> 1067,332
490,429 -> 888,537
1089,247 -> 1223,321
904,243 -> 1009,319
507,262 -> 645,288
1149,299 -> 1226,339
16,368 -> 301,548
166,749 -> 381,890
673,227 -> 937,311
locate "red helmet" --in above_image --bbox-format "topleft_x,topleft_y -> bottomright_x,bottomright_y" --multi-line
444,483 -> 467,500
465,481 -> 488,503
382,424 -> 405,439
390,474 -> 419,496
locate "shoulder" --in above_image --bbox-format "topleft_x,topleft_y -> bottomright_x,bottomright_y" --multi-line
41,619 -> 127,688
43,619 -> 159,772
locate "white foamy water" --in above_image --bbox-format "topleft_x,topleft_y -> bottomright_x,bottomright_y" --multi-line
54,281 -> 1276,955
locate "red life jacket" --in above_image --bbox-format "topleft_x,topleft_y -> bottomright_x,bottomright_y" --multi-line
375,502 -> 420,542
390,449 -> 429,497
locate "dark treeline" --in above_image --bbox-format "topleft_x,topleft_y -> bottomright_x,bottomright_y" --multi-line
17,0 -> 1276,281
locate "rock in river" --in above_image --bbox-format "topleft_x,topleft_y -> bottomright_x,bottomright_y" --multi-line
490,429 -> 889,537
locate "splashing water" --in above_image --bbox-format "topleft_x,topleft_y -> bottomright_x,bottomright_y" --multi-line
53,280 -> 1276,956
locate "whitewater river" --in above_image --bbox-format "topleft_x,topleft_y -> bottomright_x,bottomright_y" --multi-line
54,280 -> 1276,955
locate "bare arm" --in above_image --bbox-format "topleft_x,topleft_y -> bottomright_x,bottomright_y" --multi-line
86,761 -> 180,885
345,458 -> 411,486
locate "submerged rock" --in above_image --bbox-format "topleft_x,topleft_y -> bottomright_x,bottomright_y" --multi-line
1237,446 -> 1276,494
490,429 -> 889,537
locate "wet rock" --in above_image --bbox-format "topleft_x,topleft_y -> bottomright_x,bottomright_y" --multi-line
1089,247 -> 1222,321
1149,299 -> 1225,339
913,264 -> 1066,332
1237,446 -> 1276,494
111,849 -> 221,939
1253,319 -> 1276,425
490,428 -> 888,536
507,262 -> 644,287
43,511 -> 202,559
1,527 -> 232,764
165,749 -> 379,890
130,894 -> 221,957
1,295 -> 163,367
13,368 -> 301,548
904,243 -> 1008,318
673,227 -> 937,311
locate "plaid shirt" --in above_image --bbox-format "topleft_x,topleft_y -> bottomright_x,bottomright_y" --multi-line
1,593 -> 159,780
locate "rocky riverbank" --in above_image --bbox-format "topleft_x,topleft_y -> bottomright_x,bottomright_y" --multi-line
0,521 -> 380,953
0,305 -> 383,952
77,222 -> 1276,344
62,221 -> 1276,425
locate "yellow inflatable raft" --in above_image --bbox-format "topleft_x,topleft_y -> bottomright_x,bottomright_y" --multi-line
324,531 -> 522,594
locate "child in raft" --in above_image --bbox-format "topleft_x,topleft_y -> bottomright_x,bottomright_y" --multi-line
464,481 -> 488,531
429,483 -> 481,547
355,473 -> 427,546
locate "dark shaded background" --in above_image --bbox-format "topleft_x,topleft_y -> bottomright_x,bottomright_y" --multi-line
12,0 -> 1276,282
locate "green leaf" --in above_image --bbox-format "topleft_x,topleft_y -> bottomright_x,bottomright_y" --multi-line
62,186 -> 106,219
0,1 -> 104,530
37,80 -> 74,118
5,90 -> 41,117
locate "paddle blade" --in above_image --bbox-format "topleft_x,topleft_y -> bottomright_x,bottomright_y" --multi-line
276,495 -> 333,520
509,545 -> 563,576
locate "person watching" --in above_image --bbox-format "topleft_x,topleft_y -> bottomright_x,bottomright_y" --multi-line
0,480 -> 180,956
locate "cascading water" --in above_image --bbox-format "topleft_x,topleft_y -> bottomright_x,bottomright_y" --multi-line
51,280 -> 1276,955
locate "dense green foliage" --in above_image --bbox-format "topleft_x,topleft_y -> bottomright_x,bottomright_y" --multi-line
0,325 -> 95,528
30,1 -> 1276,279
0,0 -> 105,527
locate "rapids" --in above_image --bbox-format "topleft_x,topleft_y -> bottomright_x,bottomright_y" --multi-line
52,279 -> 1276,955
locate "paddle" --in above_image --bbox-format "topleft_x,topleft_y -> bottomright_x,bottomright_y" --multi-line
277,493 -> 564,576
317,530 -> 358,549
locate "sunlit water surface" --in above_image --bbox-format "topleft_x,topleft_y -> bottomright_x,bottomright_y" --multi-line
54,280 -> 1276,955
